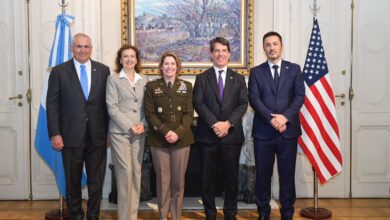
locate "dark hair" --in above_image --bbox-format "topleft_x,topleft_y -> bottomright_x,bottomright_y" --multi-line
263,31 -> 283,45
209,37 -> 230,53
158,52 -> 182,76
114,44 -> 142,73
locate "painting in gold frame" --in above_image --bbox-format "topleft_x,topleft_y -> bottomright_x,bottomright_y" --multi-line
121,0 -> 254,74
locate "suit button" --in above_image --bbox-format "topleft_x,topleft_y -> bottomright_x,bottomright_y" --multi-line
134,98 -> 138,102
133,110 -> 137,113
169,105 -> 172,108
86,117 -> 88,121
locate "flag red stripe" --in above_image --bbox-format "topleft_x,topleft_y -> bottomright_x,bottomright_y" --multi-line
309,85 -> 340,141
298,135 -> 327,184
320,77 -> 340,136
308,85 -> 342,163
300,106 -> 338,176
302,97 -> 342,167
320,77 -> 336,106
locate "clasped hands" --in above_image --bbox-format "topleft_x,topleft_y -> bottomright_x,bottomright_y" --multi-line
212,121 -> 231,138
131,123 -> 145,135
270,114 -> 288,133
165,130 -> 179,144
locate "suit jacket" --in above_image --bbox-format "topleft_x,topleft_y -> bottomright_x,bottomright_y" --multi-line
193,67 -> 248,145
248,60 -> 305,140
144,78 -> 194,148
46,58 -> 110,147
106,72 -> 148,134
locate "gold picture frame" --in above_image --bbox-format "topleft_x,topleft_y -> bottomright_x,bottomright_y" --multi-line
121,0 -> 254,74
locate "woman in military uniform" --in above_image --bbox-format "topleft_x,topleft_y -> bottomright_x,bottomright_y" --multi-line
144,52 -> 194,220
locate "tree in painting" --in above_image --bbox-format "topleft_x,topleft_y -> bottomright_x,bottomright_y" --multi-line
135,0 -> 242,64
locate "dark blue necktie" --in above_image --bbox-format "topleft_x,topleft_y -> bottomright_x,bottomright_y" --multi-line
80,64 -> 89,99
218,70 -> 224,101
272,65 -> 279,90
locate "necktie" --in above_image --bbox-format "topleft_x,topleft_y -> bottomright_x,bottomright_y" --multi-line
272,65 -> 279,90
80,64 -> 89,99
218,70 -> 224,101
167,81 -> 172,90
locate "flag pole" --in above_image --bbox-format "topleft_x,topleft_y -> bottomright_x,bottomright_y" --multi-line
300,169 -> 332,219
59,1 -> 68,216
299,1 -> 333,219
44,2 -> 70,219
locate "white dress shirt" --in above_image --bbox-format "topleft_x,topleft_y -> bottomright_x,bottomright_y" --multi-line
119,69 -> 143,88
267,60 -> 282,79
213,66 -> 228,88
74,59 -> 92,93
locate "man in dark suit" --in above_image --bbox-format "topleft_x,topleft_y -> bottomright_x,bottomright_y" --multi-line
46,33 -> 110,220
248,31 -> 305,220
193,37 -> 248,220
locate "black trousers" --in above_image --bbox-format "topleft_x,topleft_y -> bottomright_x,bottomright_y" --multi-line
200,142 -> 242,219
254,136 -> 298,218
62,133 -> 107,220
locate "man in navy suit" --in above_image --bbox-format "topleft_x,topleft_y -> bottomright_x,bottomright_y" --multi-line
46,33 -> 110,220
193,37 -> 248,220
248,32 -> 305,220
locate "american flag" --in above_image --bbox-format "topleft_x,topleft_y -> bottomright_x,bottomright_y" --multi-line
298,18 -> 343,184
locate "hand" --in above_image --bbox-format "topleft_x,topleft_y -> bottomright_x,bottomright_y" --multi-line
131,123 -> 144,135
277,124 -> 287,133
270,114 -> 288,130
50,135 -> 64,150
212,121 -> 231,138
165,130 -> 179,144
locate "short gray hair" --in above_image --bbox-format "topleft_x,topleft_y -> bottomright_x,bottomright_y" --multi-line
72,33 -> 92,46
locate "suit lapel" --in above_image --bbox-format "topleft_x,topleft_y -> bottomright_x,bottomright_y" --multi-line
158,78 -> 176,99
206,68 -> 220,103
222,69 -> 234,104
131,77 -> 142,98
262,63 -> 276,95
277,60 -> 289,94
170,79 -> 181,96
67,59 -> 87,101
88,60 -> 99,101
119,75 -> 137,98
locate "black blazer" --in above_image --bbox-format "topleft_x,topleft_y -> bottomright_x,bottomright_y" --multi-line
46,59 -> 110,147
248,60 -> 305,140
193,68 -> 248,145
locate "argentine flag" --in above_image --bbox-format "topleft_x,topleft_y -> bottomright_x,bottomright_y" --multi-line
35,14 -> 86,198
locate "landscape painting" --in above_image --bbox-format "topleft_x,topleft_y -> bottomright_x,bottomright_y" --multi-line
124,0 -> 253,72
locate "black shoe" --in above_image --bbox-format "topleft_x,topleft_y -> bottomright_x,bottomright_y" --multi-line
281,217 -> 293,220
206,215 -> 216,220
257,216 -> 270,220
